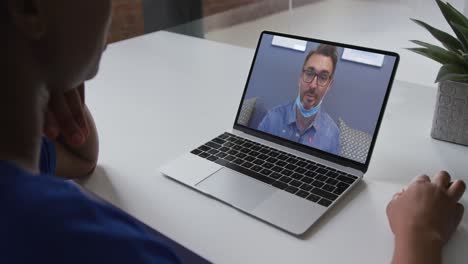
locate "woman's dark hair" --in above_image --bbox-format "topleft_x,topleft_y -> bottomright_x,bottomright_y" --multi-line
0,0 -> 6,22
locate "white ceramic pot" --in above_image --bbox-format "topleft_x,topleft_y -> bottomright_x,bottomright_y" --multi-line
431,80 -> 468,146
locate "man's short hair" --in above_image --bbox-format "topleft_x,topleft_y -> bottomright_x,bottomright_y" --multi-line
303,44 -> 339,76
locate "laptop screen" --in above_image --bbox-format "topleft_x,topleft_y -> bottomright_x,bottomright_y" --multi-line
235,32 -> 398,166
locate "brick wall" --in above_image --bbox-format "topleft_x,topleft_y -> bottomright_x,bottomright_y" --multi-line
106,0 -> 318,42
203,0 -> 258,16
108,0 -> 144,43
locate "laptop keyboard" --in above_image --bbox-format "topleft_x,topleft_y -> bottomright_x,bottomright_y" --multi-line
190,133 -> 358,207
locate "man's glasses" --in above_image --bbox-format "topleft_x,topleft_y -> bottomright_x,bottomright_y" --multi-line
302,69 -> 331,86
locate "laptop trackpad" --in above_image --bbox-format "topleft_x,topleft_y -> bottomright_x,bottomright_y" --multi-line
196,167 -> 276,212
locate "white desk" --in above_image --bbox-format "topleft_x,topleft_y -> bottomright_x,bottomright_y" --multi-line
82,31 -> 468,264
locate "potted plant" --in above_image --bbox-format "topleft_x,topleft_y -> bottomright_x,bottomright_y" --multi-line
410,0 -> 468,146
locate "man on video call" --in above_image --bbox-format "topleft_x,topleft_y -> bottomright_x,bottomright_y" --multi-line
258,44 -> 341,155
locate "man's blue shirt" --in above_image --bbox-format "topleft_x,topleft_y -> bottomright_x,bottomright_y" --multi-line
0,137 -> 180,263
258,101 -> 341,155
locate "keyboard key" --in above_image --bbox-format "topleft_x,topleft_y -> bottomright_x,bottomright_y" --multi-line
345,173 -> 358,180
318,198 -> 332,207
208,149 -> 219,155
305,170 -> 317,178
281,169 -> 293,176
316,168 -> 328,174
277,154 -> 289,161
199,145 -> 210,152
258,154 -> 269,160
272,181 -> 287,190
294,167 -> 307,174
300,183 -> 313,191
260,168 -> 272,176
207,155 -> 218,161
307,194 -> 320,202
224,142 -> 234,148
242,142 -> 253,148
338,175 -> 355,184
219,147 -> 230,152
233,145 -> 242,151
326,178 -> 338,185
215,152 -> 227,159
244,156 -> 255,162
259,148 -> 270,154
326,171 -> 338,178
337,182 -> 350,189
316,175 -> 328,182
291,173 -> 303,180
276,160 -> 287,167
253,159 -> 264,165
249,151 -> 260,157
301,177 -> 313,184
214,159 -> 229,166
227,149 -> 239,156
251,165 -> 262,172
218,133 -> 230,139
285,186 -> 299,194
270,172 -> 281,179
285,164 -> 297,171
290,180 -> 302,187
296,161 -> 308,167
334,187 -> 347,195
251,146 -> 261,151
242,162 -> 254,169
199,152 -> 210,158
311,180 -> 325,188
225,135 -> 237,142
296,190 -> 309,198
233,158 -> 244,165
266,157 -> 278,163
269,151 -> 280,158
206,142 -> 221,149
322,184 -> 335,192
279,176 -> 292,183
236,153 -> 246,159
263,162 -> 274,169
225,155 -> 235,161
271,166 -> 283,172
311,188 -> 338,201
240,147 -> 251,154
191,149 -> 202,155
222,161 -> 274,185
212,138 -> 225,145
286,157 -> 298,164
306,164 -> 318,171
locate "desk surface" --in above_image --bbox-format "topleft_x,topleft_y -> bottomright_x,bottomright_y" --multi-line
82,31 -> 468,264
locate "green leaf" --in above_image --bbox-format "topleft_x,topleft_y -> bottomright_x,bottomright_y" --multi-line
436,0 -> 468,49
410,18 -> 463,53
446,2 -> 468,27
407,45 -> 464,65
451,23 -> 468,51
435,64 -> 468,82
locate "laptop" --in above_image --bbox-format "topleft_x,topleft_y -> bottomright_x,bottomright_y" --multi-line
160,31 -> 399,235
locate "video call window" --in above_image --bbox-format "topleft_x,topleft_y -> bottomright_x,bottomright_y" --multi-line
237,33 -> 397,164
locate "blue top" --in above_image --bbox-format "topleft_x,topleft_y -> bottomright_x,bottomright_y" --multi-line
0,137 -> 180,264
258,101 -> 341,155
